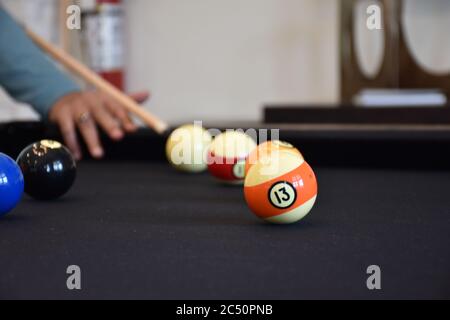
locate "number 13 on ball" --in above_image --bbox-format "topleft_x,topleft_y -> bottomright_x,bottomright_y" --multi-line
244,150 -> 318,224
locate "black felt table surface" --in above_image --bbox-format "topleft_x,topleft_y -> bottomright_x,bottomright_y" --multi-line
0,162 -> 449,299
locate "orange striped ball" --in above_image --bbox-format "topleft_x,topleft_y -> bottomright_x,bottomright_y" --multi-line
245,140 -> 303,176
244,150 -> 317,224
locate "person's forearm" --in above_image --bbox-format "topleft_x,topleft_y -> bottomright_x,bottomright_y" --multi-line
0,8 -> 80,118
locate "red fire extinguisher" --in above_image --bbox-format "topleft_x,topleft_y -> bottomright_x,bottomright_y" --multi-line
82,0 -> 125,90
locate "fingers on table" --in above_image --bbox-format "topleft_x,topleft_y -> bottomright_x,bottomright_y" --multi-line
83,92 -> 124,141
53,90 -> 147,160
101,92 -> 138,133
72,100 -> 104,159
57,111 -> 82,161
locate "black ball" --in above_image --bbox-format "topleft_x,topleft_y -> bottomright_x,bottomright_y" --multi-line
16,140 -> 76,200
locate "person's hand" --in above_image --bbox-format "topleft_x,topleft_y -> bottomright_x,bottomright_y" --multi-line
49,90 -> 150,160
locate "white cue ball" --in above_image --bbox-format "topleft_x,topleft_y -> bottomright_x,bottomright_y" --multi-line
166,124 -> 212,173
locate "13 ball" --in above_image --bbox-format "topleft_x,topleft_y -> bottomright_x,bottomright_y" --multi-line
244,149 -> 318,224
245,140 -> 303,176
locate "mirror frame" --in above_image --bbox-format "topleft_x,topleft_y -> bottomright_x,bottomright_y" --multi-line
340,0 -> 450,105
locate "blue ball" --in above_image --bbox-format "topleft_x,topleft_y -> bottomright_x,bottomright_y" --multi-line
0,153 -> 24,217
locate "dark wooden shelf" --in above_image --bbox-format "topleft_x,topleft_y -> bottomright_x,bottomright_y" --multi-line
264,106 -> 450,125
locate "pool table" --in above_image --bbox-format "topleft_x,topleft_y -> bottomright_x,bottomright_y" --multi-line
0,121 -> 449,300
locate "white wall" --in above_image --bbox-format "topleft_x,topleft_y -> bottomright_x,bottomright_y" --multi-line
0,0 -> 340,124
125,0 -> 340,124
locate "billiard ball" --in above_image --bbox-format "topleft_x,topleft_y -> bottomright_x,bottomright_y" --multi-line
166,124 -> 212,173
207,131 -> 257,184
0,153 -> 24,217
16,140 -> 76,200
244,149 -> 317,224
245,140 -> 303,176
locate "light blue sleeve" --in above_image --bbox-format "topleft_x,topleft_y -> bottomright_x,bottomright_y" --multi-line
0,7 -> 80,118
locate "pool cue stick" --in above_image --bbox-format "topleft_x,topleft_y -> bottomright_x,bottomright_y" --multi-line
26,28 -> 169,135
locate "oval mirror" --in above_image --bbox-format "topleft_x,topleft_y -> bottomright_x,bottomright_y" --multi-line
353,0 -> 386,79
402,0 -> 450,75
